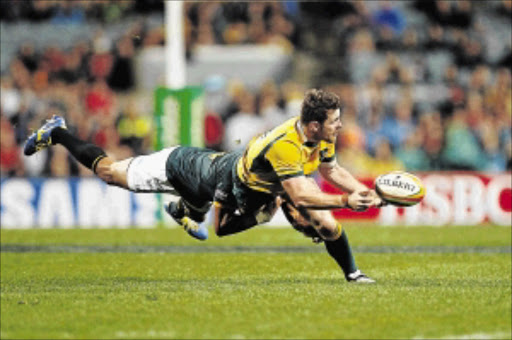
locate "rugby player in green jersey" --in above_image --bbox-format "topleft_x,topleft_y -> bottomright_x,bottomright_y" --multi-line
24,89 -> 382,283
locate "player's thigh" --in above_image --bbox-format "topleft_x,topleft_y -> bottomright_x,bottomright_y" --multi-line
303,178 -> 340,237
125,148 -> 178,193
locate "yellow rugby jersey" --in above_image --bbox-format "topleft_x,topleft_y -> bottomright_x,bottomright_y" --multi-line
236,117 -> 336,194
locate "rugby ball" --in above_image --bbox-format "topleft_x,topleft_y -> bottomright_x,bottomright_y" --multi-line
374,171 -> 425,206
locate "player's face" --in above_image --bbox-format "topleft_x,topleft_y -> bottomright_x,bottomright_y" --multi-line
319,109 -> 342,143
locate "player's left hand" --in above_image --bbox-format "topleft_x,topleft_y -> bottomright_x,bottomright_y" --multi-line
368,189 -> 387,207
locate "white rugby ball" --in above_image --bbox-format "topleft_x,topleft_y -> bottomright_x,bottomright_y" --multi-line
374,171 -> 425,206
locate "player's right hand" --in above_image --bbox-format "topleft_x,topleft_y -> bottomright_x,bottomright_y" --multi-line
347,191 -> 374,211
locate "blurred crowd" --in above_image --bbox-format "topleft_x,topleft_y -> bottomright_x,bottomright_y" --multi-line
0,0 -> 163,24
1,0 -> 511,178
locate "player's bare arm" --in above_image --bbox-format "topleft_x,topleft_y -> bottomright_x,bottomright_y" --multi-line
319,162 -> 384,207
212,197 -> 280,237
281,175 -> 372,211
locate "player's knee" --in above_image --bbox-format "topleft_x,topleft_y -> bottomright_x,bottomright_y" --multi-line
96,160 -> 128,188
95,159 -> 114,183
317,223 -> 342,241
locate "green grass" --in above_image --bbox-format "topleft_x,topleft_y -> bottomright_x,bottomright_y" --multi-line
1,225 -> 511,339
2,223 -> 510,247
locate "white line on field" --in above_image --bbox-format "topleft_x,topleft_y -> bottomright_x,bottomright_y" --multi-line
115,330 -> 176,338
413,331 -> 511,339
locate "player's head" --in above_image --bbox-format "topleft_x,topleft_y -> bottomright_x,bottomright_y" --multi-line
300,89 -> 342,143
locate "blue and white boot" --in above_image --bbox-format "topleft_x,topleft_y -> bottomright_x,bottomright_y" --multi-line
165,200 -> 209,241
24,115 -> 67,156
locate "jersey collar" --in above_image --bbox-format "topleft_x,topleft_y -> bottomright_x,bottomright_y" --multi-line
295,119 -> 318,147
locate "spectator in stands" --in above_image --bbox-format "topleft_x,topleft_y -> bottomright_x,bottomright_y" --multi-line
0,76 -> 21,121
371,1 -> 406,36
116,96 -> 151,155
454,36 -> 485,69
223,91 -> 265,152
9,57 -> 32,90
451,0 -> 473,30
0,116 -> 24,177
438,64 -> 466,119
382,53 -> 405,84
247,18 -> 268,44
381,97 -> 416,150
423,24 -> 450,52
441,107 -> 485,170
400,28 -> 419,52
84,80 -> 116,129
336,107 -> 373,176
281,81 -> 306,120
56,49 -> 85,84
465,91 -> 489,136
204,112 -> 225,151
49,146 -> 73,177
367,138 -> 405,177
478,117 -> 507,172
348,28 -> 376,53
266,6 -> 297,51
395,132 -> 430,172
257,81 -> 287,130
18,43 -> 39,73
51,1 -> 85,25
362,100 -> 386,156
416,0 -> 454,28
418,111 -> 445,170
107,35 -> 135,92
495,0 -> 512,18
375,26 -> 399,52
484,68 -> 511,117
497,45 -> 511,71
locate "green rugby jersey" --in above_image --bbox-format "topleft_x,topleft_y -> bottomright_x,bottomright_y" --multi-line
165,146 -> 241,208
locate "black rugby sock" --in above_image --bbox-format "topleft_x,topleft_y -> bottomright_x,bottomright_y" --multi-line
216,212 -> 258,236
51,127 -> 107,172
324,229 -> 358,278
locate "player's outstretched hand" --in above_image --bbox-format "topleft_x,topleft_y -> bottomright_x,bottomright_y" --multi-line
368,189 -> 387,207
347,191 -> 374,211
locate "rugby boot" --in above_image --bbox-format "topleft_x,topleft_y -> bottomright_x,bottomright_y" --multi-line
347,270 -> 376,283
24,115 -> 67,156
165,200 -> 208,241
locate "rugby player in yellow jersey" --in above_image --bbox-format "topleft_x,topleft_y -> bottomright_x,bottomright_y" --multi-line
212,89 -> 383,283
24,89 -> 382,283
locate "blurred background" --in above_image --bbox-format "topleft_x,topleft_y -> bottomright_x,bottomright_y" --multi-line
0,0 -> 511,227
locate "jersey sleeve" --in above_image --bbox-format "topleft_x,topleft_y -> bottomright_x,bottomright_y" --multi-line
265,140 -> 304,180
319,142 -> 337,168
213,157 -> 238,208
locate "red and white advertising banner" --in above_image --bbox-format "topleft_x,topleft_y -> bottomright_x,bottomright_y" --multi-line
321,172 -> 512,226
1,173 -> 510,228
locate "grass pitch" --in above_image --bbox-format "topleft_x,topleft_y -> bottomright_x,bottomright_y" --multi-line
1,224 -> 511,339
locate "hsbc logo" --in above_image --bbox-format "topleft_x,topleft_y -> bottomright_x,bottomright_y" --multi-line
379,174 -> 512,226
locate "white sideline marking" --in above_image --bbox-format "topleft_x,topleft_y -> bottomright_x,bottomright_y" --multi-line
413,331 -> 511,339
115,330 -> 176,338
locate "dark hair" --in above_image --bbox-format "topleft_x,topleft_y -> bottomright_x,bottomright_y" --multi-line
300,89 -> 341,125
